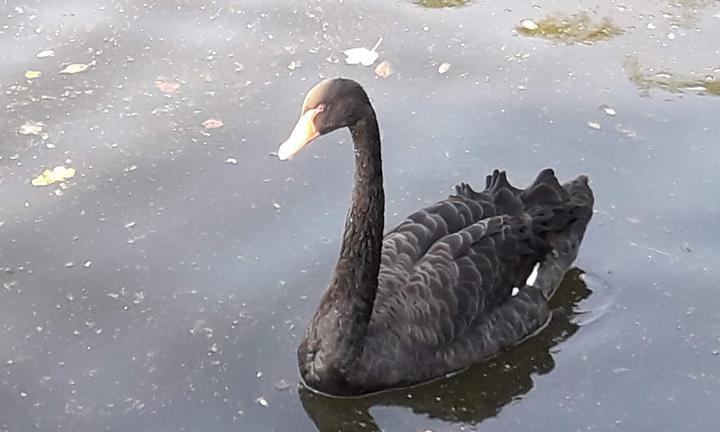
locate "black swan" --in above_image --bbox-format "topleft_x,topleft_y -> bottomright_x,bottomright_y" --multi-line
277,78 -> 594,397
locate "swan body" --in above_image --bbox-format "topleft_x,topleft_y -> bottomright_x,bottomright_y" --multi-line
278,79 -> 594,396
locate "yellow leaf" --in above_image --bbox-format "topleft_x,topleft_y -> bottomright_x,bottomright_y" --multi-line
59,63 -> 89,74
25,70 -> 42,79
31,165 -> 76,187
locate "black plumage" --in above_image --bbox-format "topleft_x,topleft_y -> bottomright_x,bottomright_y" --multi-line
277,78 -> 594,397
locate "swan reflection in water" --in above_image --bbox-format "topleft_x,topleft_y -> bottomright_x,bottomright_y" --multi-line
298,268 -> 593,431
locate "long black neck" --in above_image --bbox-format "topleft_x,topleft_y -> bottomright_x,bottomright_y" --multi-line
337,109 -> 385,316
300,108 -> 384,391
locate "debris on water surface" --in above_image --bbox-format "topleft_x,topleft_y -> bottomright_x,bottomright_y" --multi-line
437,63 -> 451,74
587,121 -> 601,130
256,396 -> 269,407
59,63 -> 90,74
625,57 -> 720,96
132,291 -> 145,304
516,12 -> 623,44
629,242 -> 671,257
83,260 -> 92,268
31,165 -> 76,186
35,49 -> 55,58
274,379 -> 292,391
599,104 -> 617,116
374,60 -> 393,78
519,19 -> 539,31
154,79 -> 180,94
343,37 -> 382,66
225,157 -> 238,165
416,0 -> 469,7
202,117 -> 224,129
18,120 -> 44,136
24,70 -> 41,79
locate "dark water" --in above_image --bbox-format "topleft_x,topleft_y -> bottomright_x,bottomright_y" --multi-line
1,0 -> 719,431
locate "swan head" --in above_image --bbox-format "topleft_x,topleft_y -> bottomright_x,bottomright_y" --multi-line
277,78 -> 372,160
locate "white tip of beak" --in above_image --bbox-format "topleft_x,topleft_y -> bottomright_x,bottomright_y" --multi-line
277,143 -> 293,161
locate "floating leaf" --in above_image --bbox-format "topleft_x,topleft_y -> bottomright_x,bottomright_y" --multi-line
438,63 -> 451,74
35,49 -> 55,58
154,79 -> 180,94
343,38 -> 383,66
202,117 -> 224,129
25,70 -> 41,79
59,63 -> 89,74
31,165 -> 76,187
587,121 -> 601,130
18,121 -> 44,135
599,104 -> 617,116
374,60 -> 393,78
519,19 -> 539,31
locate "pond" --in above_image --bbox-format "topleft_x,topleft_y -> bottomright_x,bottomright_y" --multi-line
1,0 -> 719,431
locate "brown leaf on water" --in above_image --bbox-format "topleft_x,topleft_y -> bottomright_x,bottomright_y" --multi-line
202,117 -> 224,129
154,79 -> 180,94
374,61 -> 393,78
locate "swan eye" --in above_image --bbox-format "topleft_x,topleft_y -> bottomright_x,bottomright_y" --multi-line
316,104 -> 326,113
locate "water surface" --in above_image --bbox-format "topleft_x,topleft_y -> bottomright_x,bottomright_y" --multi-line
1,0 -> 719,431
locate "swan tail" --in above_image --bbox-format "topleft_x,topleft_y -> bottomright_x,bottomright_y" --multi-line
524,171 -> 594,298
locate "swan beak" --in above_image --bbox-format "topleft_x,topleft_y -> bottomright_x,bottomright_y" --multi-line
277,108 -> 321,160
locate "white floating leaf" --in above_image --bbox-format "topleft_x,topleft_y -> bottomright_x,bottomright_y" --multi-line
600,105 -> 617,116
587,121 -> 601,130
438,63 -> 451,74
59,63 -> 89,74
520,19 -> 539,30
343,37 -> 383,67
36,49 -> 55,58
